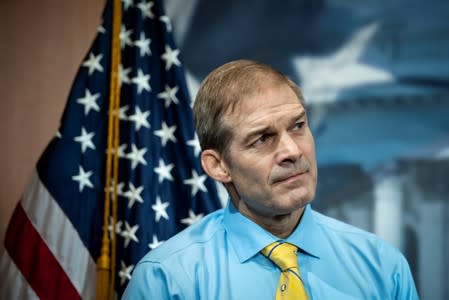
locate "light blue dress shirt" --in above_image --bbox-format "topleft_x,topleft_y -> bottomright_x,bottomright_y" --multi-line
122,202 -> 419,299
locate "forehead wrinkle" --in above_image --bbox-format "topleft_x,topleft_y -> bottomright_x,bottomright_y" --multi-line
237,106 -> 307,146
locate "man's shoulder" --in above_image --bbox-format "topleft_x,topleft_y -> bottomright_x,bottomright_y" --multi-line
138,208 -> 226,264
311,208 -> 400,256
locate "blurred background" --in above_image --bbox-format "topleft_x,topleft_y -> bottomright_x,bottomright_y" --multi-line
1,0 -> 448,299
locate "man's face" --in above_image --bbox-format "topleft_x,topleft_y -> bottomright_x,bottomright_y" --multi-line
222,83 -> 317,219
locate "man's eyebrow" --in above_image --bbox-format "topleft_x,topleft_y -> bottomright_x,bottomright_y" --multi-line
293,111 -> 306,121
242,111 -> 306,144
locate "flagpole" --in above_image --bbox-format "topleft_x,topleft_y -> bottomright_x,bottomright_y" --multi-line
97,0 -> 122,298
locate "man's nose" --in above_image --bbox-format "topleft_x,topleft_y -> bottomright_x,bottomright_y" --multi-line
274,132 -> 301,165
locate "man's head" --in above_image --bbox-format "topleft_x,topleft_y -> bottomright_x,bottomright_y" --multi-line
194,59 -> 317,226
194,59 -> 305,159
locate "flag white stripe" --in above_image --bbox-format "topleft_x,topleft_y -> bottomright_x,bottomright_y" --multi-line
21,170 -> 97,299
0,250 -> 39,300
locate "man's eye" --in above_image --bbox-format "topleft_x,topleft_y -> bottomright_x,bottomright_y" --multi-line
293,122 -> 305,130
254,134 -> 270,146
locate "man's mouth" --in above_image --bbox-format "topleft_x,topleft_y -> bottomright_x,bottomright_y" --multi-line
272,170 -> 308,184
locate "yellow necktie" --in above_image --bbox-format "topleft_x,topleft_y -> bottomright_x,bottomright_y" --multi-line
262,242 -> 309,300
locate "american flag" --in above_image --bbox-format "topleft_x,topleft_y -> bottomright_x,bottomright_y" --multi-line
0,0 -> 221,298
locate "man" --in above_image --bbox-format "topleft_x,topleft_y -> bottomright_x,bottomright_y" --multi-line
122,60 -> 419,299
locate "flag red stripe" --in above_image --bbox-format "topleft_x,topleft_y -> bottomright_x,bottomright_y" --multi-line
5,203 -> 81,300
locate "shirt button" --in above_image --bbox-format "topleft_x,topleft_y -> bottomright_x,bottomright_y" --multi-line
280,284 -> 287,292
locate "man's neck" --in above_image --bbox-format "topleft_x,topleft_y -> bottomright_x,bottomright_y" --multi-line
235,201 -> 305,239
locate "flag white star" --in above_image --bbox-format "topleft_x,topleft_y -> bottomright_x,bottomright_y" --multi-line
120,25 -> 133,49
105,181 -> 125,197
108,218 -> 123,237
74,127 -> 96,153
119,64 -> 132,86
97,24 -> 106,34
157,84 -> 179,108
161,45 -> 181,71
154,121 -> 177,146
72,166 -> 94,192
124,182 -> 144,208
82,52 -> 104,75
183,170 -> 207,196
181,209 -> 204,226
55,130 -> 62,138
148,234 -> 164,250
121,221 -> 139,247
118,105 -> 129,120
77,89 -> 100,115
159,15 -> 172,32
107,143 -> 127,159
154,159 -> 174,183
187,135 -> 201,157
152,197 -> 170,222
126,144 -> 148,169
116,144 -> 128,158
128,106 -> 150,130
132,69 -> 151,94
134,32 -> 151,57
137,0 -> 154,19
119,261 -> 134,286
122,0 -> 133,10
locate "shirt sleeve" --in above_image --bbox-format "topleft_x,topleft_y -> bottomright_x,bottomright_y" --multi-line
391,252 -> 420,300
121,261 -> 186,300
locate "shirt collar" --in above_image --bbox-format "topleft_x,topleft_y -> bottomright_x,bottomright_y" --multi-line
223,200 -> 323,263
285,204 -> 323,259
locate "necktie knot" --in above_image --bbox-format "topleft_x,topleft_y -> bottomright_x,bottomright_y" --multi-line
262,242 -> 298,271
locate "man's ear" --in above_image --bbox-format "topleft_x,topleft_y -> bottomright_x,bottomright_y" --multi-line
201,149 -> 232,183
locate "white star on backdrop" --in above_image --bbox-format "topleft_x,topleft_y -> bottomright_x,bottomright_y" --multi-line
107,143 -> 128,159
134,32 -> 151,57
74,127 -> 96,153
122,0 -> 133,11
128,106 -> 150,130
137,1 -> 154,19
154,159 -> 174,183
119,261 -> 134,286
105,181 -> 125,197
293,22 -> 393,103
187,135 -> 201,157
97,24 -> 106,34
157,84 -> 179,108
77,89 -> 100,115
181,209 -> 204,226
159,15 -> 172,32
126,144 -> 148,169
152,196 -> 170,222
161,45 -> 181,71
121,221 -> 139,247
72,166 -> 94,192
118,105 -> 129,120
124,182 -> 144,208
132,69 -> 151,94
116,144 -> 128,158
148,234 -> 164,250
154,121 -> 177,146
108,218 -> 123,237
120,24 -> 134,49
183,170 -> 207,196
119,64 -> 132,86
82,52 -> 104,75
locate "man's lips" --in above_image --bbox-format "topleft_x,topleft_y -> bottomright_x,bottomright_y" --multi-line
272,170 -> 308,184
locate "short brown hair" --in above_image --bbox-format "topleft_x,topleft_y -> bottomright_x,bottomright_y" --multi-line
193,59 -> 305,155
